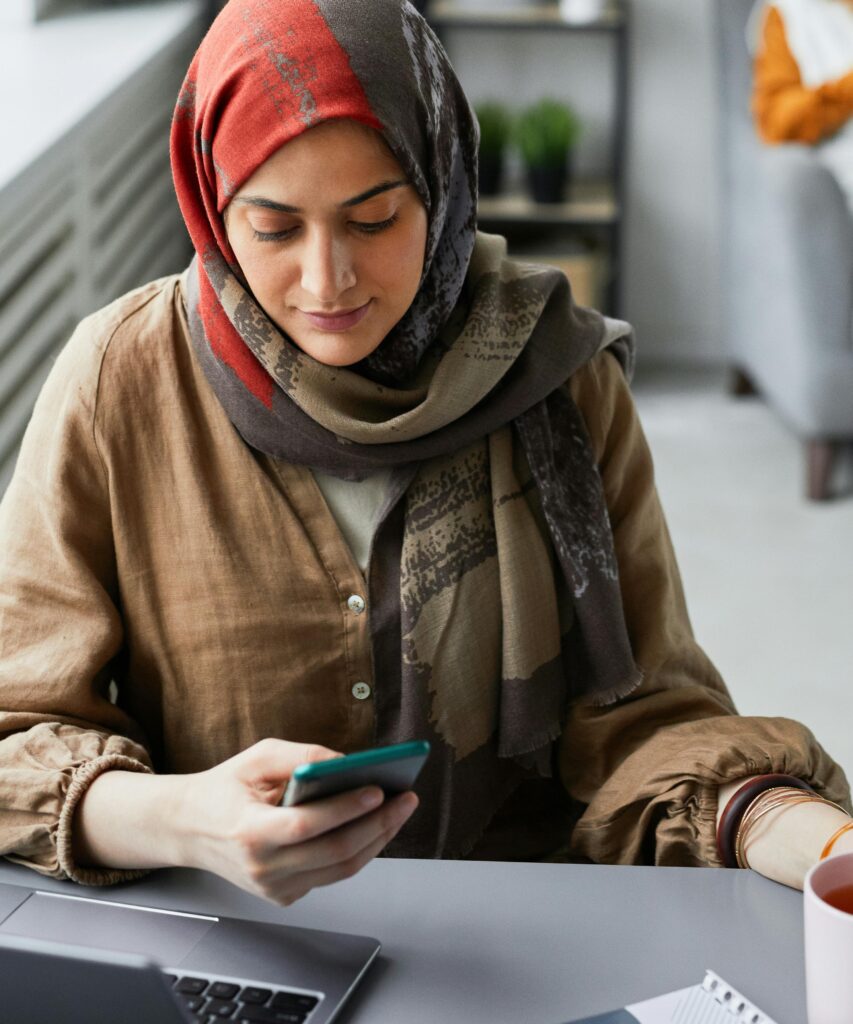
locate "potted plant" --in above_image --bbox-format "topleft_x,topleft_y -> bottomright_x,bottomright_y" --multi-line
474,101 -> 511,197
515,98 -> 581,204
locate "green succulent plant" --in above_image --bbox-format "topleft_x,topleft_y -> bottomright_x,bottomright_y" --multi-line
474,101 -> 512,158
514,98 -> 581,169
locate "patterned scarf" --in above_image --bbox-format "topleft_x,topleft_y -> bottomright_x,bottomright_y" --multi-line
171,0 -> 643,857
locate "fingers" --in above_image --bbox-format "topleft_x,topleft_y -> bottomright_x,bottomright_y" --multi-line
261,793 -> 418,904
253,791 -> 415,879
282,820 -> 405,901
275,792 -> 418,874
255,784 -> 388,851
235,738 -> 342,787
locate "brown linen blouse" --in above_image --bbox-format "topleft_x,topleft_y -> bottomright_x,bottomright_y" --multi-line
0,272 -> 848,885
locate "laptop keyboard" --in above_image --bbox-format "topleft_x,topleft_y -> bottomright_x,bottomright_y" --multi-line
164,972 -> 321,1023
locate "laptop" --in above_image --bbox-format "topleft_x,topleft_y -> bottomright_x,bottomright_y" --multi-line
0,880 -> 380,1023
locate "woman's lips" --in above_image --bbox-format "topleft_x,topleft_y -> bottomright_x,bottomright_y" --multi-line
301,300 -> 372,332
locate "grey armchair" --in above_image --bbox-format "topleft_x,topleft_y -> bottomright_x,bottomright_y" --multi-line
716,0 -> 853,500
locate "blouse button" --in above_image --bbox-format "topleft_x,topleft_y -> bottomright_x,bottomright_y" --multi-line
351,681 -> 372,701
347,594 -> 366,615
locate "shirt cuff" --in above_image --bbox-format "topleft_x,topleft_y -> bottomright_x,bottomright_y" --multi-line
55,754 -> 154,886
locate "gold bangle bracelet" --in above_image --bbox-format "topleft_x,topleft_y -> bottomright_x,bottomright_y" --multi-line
735,791 -> 819,868
820,820 -> 853,861
734,789 -> 850,869
737,797 -> 814,868
746,788 -> 849,826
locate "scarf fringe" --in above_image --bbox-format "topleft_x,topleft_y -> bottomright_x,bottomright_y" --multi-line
583,668 -> 645,708
498,722 -> 563,761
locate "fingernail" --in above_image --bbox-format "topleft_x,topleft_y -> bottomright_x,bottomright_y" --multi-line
361,787 -> 383,808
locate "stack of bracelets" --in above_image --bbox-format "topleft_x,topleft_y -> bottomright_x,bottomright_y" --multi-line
716,773 -> 853,869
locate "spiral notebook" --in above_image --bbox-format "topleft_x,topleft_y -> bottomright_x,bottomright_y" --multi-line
565,969 -> 778,1024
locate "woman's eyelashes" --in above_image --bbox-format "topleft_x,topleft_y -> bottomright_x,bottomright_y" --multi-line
353,212 -> 399,235
250,225 -> 297,242
250,212 -> 399,243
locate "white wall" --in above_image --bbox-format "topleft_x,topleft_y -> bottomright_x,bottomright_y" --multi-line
443,0 -> 725,366
623,0 -> 722,366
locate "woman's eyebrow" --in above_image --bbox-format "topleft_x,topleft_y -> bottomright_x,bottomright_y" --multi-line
234,179 -> 408,214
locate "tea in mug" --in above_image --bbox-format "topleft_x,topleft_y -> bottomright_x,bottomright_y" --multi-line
820,883 -> 853,915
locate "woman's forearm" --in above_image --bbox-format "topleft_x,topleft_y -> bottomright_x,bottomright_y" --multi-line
68,741 -> 417,906
72,770 -> 195,871
717,776 -> 853,889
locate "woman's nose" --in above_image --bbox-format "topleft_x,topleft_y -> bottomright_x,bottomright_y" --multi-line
300,230 -> 356,303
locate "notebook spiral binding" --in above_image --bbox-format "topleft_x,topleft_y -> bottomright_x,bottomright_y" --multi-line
700,970 -> 775,1024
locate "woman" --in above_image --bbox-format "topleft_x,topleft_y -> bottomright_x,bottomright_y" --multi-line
751,0 -> 853,214
0,0 -> 850,907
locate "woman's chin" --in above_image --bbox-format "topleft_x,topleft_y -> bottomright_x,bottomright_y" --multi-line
288,334 -> 384,368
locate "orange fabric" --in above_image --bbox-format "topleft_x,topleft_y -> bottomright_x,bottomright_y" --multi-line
753,4 -> 853,144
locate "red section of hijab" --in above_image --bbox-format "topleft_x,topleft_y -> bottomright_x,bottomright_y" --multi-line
198,265 -> 274,409
171,0 -> 382,406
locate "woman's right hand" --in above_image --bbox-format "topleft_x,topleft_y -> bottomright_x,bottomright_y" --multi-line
73,738 -> 418,906
179,738 -> 418,905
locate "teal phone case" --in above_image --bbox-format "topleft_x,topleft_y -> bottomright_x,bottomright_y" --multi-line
281,740 -> 430,807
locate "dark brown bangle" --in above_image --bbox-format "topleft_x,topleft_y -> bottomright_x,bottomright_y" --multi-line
716,773 -> 814,868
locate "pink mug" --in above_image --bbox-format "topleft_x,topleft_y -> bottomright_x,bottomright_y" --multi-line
804,851 -> 853,1024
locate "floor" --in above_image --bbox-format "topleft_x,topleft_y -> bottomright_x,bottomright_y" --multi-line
632,364 -> 853,782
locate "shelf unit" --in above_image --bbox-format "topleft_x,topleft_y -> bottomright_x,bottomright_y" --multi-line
427,0 -> 629,316
429,1 -> 624,31
477,180 -> 617,226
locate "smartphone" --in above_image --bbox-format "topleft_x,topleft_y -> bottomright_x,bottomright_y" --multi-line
281,740 -> 431,807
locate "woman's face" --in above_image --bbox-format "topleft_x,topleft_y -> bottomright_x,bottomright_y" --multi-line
224,119 -> 429,368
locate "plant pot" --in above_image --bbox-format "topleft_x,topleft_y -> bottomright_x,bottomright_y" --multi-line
526,163 -> 569,204
478,153 -> 504,197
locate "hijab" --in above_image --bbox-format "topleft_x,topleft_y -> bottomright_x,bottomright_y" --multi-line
171,0 -> 643,857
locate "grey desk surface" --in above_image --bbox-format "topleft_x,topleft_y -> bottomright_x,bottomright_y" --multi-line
0,858 -> 804,1024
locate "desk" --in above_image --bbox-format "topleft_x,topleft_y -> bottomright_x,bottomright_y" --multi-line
0,859 -> 804,1024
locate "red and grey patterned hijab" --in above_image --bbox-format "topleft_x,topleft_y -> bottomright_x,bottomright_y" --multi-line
172,0 -> 480,391
171,0 -> 643,858
170,0 -> 626,454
